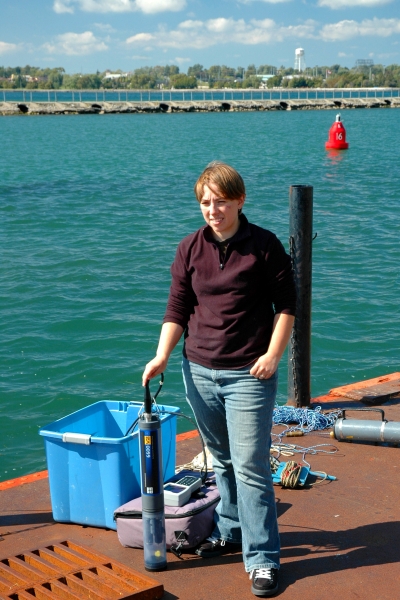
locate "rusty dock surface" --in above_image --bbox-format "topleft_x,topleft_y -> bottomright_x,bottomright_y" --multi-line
1,374 -> 399,600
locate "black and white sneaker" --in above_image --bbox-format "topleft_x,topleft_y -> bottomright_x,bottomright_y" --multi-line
195,537 -> 241,558
250,568 -> 279,597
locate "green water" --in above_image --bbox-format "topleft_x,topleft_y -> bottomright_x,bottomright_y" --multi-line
1,109 -> 399,482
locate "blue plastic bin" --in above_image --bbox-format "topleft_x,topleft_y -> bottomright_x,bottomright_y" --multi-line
39,401 -> 180,530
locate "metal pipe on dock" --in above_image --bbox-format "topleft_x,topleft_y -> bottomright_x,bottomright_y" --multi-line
287,185 -> 313,407
332,408 -> 400,444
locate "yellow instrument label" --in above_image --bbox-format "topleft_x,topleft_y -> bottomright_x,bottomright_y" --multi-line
144,435 -> 152,445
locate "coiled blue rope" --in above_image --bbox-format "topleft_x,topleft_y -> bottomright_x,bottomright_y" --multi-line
271,405 -> 341,468
272,405 -> 340,433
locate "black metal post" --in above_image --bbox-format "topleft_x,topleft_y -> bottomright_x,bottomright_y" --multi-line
287,185 -> 313,407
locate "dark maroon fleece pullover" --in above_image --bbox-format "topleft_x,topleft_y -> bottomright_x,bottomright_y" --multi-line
163,214 -> 296,370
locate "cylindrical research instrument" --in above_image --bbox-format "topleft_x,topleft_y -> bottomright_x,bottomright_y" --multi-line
138,379 -> 167,571
332,408 -> 400,444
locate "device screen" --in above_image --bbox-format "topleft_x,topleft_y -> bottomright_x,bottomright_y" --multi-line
164,484 -> 184,494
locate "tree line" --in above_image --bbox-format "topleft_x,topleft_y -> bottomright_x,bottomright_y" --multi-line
1,63 -> 400,90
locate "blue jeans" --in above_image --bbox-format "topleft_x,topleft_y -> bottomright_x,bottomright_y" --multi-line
182,358 -> 280,572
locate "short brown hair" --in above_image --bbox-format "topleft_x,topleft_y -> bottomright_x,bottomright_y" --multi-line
194,161 -> 246,202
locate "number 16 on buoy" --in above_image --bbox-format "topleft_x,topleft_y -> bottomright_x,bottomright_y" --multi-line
325,113 -> 349,150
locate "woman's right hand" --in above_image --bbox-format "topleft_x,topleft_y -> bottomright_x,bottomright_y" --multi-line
142,355 -> 168,387
142,322 -> 184,387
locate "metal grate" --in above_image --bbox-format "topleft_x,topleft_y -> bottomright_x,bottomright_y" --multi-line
0,540 -> 164,599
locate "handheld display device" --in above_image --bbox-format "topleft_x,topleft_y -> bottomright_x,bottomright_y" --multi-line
164,475 -> 202,507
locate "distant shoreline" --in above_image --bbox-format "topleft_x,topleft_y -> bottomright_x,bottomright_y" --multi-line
1,97 -> 399,115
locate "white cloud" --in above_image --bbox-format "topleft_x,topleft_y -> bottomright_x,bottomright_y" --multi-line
238,0 -> 291,3
320,18 -> 400,41
93,23 -> 117,32
318,0 -> 392,8
53,0 -> 185,13
127,32 -> 156,44
178,20 -> 203,30
135,0 -> 186,13
173,56 -> 191,64
126,17 -> 316,49
238,0 -> 290,4
0,41 -> 18,55
249,18 -> 316,44
53,0 -> 74,13
377,52 -> 398,61
43,31 -> 108,55
125,15 -> 400,50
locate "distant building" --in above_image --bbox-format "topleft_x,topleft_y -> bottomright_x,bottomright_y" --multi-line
103,72 -> 128,80
294,48 -> 306,72
355,59 -> 374,69
256,74 -> 275,81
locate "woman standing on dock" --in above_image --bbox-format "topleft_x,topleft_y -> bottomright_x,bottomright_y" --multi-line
142,161 -> 296,597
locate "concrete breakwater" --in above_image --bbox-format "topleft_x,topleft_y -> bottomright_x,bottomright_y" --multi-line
1,96 -> 400,115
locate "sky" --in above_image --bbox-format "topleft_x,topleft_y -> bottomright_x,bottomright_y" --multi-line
0,0 -> 399,74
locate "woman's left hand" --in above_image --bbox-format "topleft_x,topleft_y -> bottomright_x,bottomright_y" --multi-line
250,313 -> 295,380
250,353 -> 279,380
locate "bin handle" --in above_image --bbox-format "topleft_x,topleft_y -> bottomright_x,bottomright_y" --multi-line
62,433 -> 91,445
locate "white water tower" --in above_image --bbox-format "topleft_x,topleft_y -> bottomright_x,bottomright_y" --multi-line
294,48 -> 306,72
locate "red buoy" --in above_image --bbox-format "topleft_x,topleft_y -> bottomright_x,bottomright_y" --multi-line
325,113 -> 349,150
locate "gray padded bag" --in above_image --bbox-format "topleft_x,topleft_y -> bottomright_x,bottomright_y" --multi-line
114,470 -> 219,556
